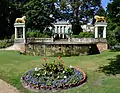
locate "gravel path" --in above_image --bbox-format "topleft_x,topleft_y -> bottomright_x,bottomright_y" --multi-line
0,79 -> 21,93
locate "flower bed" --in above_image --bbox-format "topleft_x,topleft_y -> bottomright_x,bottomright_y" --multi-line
21,57 -> 86,92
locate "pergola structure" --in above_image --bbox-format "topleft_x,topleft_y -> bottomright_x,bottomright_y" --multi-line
49,21 -> 73,39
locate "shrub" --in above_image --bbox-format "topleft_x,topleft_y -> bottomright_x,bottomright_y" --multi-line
11,34 -> 15,40
79,32 -> 94,38
0,39 -> 14,48
72,32 -> 94,38
26,29 -> 50,38
0,40 -> 8,48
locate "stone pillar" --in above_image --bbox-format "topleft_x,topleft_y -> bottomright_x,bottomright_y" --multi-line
15,27 -> 17,39
68,37 -> 70,42
14,23 -> 25,44
23,27 -> 25,43
95,26 -> 98,38
103,26 -> 106,38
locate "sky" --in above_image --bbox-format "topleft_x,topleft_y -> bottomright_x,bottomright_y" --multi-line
101,0 -> 111,10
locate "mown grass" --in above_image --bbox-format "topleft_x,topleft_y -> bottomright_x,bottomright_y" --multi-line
0,50 -> 120,93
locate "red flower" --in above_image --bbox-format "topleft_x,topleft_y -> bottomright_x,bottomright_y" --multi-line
58,56 -> 61,59
43,58 -> 46,62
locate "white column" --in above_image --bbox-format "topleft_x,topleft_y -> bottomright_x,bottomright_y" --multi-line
103,26 -> 106,38
59,26 -> 60,38
95,26 -> 98,38
62,26 -> 64,38
65,26 -> 68,38
66,25 -> 68,33
15,27 -> 17,39
23,27 -> 25,43
54,26 -> 57,38
55,26 -> 57,33
23,27 -> 25,39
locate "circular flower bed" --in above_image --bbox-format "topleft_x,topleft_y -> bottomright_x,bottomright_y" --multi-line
21,57 -> 86,92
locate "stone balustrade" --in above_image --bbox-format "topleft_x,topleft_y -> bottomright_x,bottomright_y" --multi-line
27,38 -> 53,43
26,38 -> 107,44
71,38 -> 107,43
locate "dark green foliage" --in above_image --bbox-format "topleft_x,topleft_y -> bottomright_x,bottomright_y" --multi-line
79,32 -> 94,38
106,18 -> 118,46
26,29 -> 50,38
0,0 -> 102,38
72,22 -> 83,35
72,32 -> 94,38
111,43 -> 120,51
23,0 -> 57,31
43,28 -> 52,37
96,6 -> 106,16
107,0 -> 120,25
115,26 -> 120,42
106,0 -> 120,47
0,39 -> 14,48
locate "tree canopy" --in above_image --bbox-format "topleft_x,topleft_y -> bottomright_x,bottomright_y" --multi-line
0,0 -> 102,38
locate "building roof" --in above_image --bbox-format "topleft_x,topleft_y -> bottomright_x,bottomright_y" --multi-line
54,21 -> 70,25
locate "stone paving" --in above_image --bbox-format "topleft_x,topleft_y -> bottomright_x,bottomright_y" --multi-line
0,79 -> 21,93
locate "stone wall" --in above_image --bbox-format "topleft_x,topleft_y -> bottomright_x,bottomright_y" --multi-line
25,43 -> 91,56
24,38 -> 108,56
96,43 -> 108,52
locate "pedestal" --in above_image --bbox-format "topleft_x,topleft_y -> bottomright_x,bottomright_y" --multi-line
14,23 -> 25,44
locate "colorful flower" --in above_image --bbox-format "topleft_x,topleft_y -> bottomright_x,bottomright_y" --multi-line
58,56 -> 61,59
64,76 -> 67,79
43,58 -> 46,62
70,65 -> 72,68
57,76 -> 60,78
35,67 -> 39,71
62,71 -> 65,73
37,73 -> 40,76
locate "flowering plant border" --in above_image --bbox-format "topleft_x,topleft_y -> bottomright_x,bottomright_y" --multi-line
20,56 -> 87,92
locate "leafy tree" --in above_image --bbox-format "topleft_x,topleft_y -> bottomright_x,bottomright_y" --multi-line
107,0 -> 120,25
23,0 -> 58,32
96,6 -> 106,16
0,0 -> 27,39
106,18 -> 118,46
58,0 -> 101,23
57,0 -> 102,35
106,0 -> 120,46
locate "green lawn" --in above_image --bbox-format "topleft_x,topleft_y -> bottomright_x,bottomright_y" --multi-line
0,50 -> 120,93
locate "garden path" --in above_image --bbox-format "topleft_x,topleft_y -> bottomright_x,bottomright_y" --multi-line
0,79 -> 21,93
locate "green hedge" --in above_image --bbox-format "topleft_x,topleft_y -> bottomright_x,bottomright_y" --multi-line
26,29 -> 50,38
72,32 -> 94,38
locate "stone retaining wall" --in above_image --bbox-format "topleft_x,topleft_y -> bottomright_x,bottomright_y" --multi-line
25,44 -> 91,56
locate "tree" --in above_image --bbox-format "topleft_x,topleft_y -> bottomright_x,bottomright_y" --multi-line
106,0 -> 120,46
96,6 -> 106,16
107,0 -> 120,26
57,0 -> 102,34
0,0 -> 27,39
106,18 -> 118,46
23,0 -> 58,32
58,0 -> 101,23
